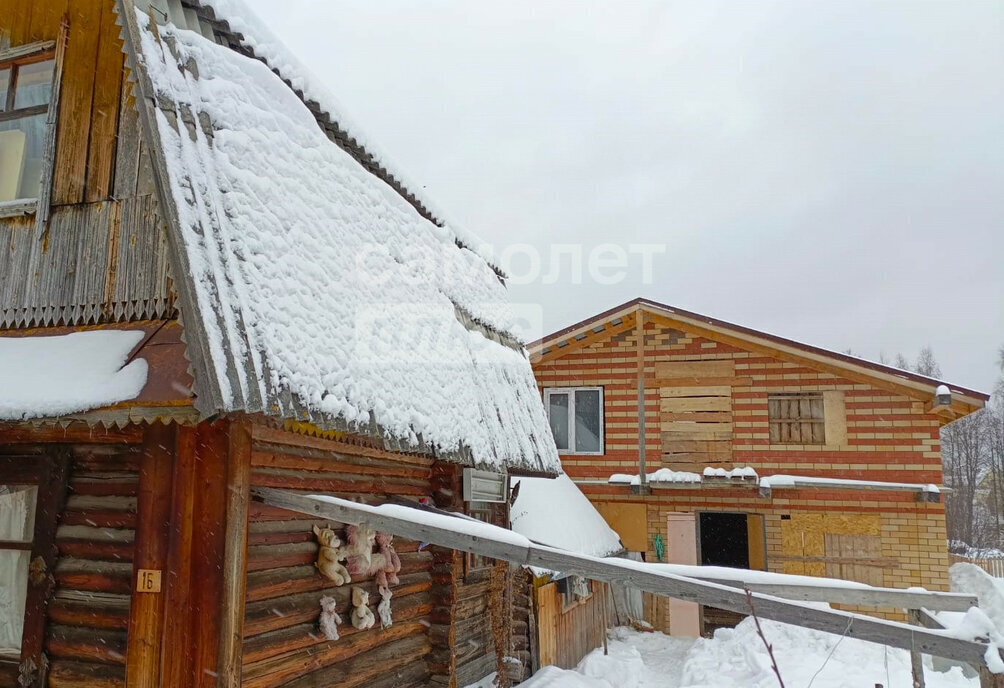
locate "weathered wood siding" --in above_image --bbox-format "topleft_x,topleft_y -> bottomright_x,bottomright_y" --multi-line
0,1 -> 173,330
535,581 -> 609,670
241,426 -> 435,688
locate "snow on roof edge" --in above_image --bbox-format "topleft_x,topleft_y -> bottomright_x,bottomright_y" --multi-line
193,0 -> 502,274
0,330 -> 149,421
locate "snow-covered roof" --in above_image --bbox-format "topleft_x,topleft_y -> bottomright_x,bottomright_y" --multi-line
0,331 -> 148,420
117,6 -> 558,473
510,474 -> 623,561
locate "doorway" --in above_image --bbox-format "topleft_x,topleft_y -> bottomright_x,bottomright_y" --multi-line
698,512 -> 766,634
699,512 -> 750,568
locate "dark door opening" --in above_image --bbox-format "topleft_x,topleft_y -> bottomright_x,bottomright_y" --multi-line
699,512 -> 751,635
699,512 -> 750,568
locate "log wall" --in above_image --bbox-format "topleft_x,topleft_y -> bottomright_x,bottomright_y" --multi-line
0,426 -> 144,688
241,426 -> 436,688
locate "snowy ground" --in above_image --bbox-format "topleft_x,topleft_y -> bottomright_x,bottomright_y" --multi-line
465,563 -> 1004,688
494,621 -> 977,688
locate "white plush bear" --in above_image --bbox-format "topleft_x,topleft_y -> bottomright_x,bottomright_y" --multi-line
318,595 -> 342,641
377,586 -> 393,629
313,525 -> 351,586
350,586 -> 375,630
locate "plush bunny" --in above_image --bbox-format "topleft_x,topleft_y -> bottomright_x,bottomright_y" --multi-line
318,595 -> 342,641
350,586 -> 375,630
345,524 -> 377,577
375,532 -> 402,588
313,525 -> 350,586
377,586 -> 393,629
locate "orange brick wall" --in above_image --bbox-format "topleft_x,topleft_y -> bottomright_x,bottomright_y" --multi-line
534,319 -> 950,629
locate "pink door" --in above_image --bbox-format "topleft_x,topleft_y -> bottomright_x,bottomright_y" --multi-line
666,512 -> 700,637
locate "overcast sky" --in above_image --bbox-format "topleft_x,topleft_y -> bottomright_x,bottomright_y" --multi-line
245,0 -> 1003,393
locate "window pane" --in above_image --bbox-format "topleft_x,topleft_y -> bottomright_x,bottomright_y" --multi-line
574,389 -> 601,453
14,59 -> 55,109
0,486 -> 37,654
547,392 -> 570,450
0,68 -> 9,110
0,112 -> 47,201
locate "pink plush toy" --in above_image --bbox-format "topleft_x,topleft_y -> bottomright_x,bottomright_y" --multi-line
375,532 -> 402,588
345,524 -> 376,577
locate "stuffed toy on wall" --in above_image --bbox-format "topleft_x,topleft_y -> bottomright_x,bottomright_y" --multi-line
318,595 -> 342,641
350,586 -> 375,630
312,525 -> 351,586
377,586 -> 393,629
345,524 -> 377,577
375,532 -> 402,588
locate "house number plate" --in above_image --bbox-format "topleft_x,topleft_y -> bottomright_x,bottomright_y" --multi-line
137,569 -> 162,593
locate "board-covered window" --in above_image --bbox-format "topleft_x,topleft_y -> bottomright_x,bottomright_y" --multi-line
544,387 -> 604,455
768,392 -> 825,445
0,48 -> 56,205
0,485 -> 37,656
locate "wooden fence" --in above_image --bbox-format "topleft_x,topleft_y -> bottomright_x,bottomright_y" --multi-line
536,580 -> 612,669
950,554 -> 1004,578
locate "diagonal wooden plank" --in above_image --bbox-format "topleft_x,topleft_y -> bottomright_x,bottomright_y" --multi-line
252,488 -> 1000,670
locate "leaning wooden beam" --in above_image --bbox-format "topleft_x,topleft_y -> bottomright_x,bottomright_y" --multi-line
694,578 -> 977,612
252,488 -> 999,670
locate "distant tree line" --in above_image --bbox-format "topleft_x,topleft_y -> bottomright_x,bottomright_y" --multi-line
917,346 -> 1004,552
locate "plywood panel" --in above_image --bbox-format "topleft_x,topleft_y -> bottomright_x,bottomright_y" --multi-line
655,360 -> 734,380
823,390 -> 847,446
661,429 -> 731,443
747,515 -> 766,571
660,386 -> 731,398
661,397 -> 731,413
594,502 -> 646,552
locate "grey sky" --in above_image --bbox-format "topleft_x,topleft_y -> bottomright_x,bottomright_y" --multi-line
245,0 -> 1003,392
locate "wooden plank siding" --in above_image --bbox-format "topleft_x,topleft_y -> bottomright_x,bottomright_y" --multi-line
533,315 -> 952,629
0,1 -> 173,330
241,426 -> 436,688
535,581 -> 610,670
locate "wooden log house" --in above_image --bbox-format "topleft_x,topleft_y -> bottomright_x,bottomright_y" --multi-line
0,2 -> 560,687
507,474 -> 625,678
529,298 -> 989,633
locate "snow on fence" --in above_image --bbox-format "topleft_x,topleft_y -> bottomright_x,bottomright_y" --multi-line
951,554 -> 1004,579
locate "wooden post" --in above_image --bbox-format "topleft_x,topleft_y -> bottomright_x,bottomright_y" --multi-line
160,425 -> 197,688
190,421 -> 229,688
636,309 -> 648,492
217,420 -> 252,688
600,583 -> 609,656
907,609 -> 926,688
980,667 -> 1004,688
126,423 -> 176,687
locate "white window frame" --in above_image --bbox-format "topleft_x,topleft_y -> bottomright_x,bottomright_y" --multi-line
543,386 -> 604,456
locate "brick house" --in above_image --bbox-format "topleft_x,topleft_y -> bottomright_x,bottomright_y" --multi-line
528,298 -> 988,632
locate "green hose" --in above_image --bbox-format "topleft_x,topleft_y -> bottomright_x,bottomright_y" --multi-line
654,533 -> 665,562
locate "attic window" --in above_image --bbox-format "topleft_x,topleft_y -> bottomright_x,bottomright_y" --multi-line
768,392 -> 825,445
0,49 -> 56,208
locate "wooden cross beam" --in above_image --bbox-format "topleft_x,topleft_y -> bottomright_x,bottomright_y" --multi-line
252,488 -> 1000,671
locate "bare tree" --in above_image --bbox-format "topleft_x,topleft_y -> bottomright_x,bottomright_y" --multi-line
943,411 -> 988,545
915,346 -> 942,378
